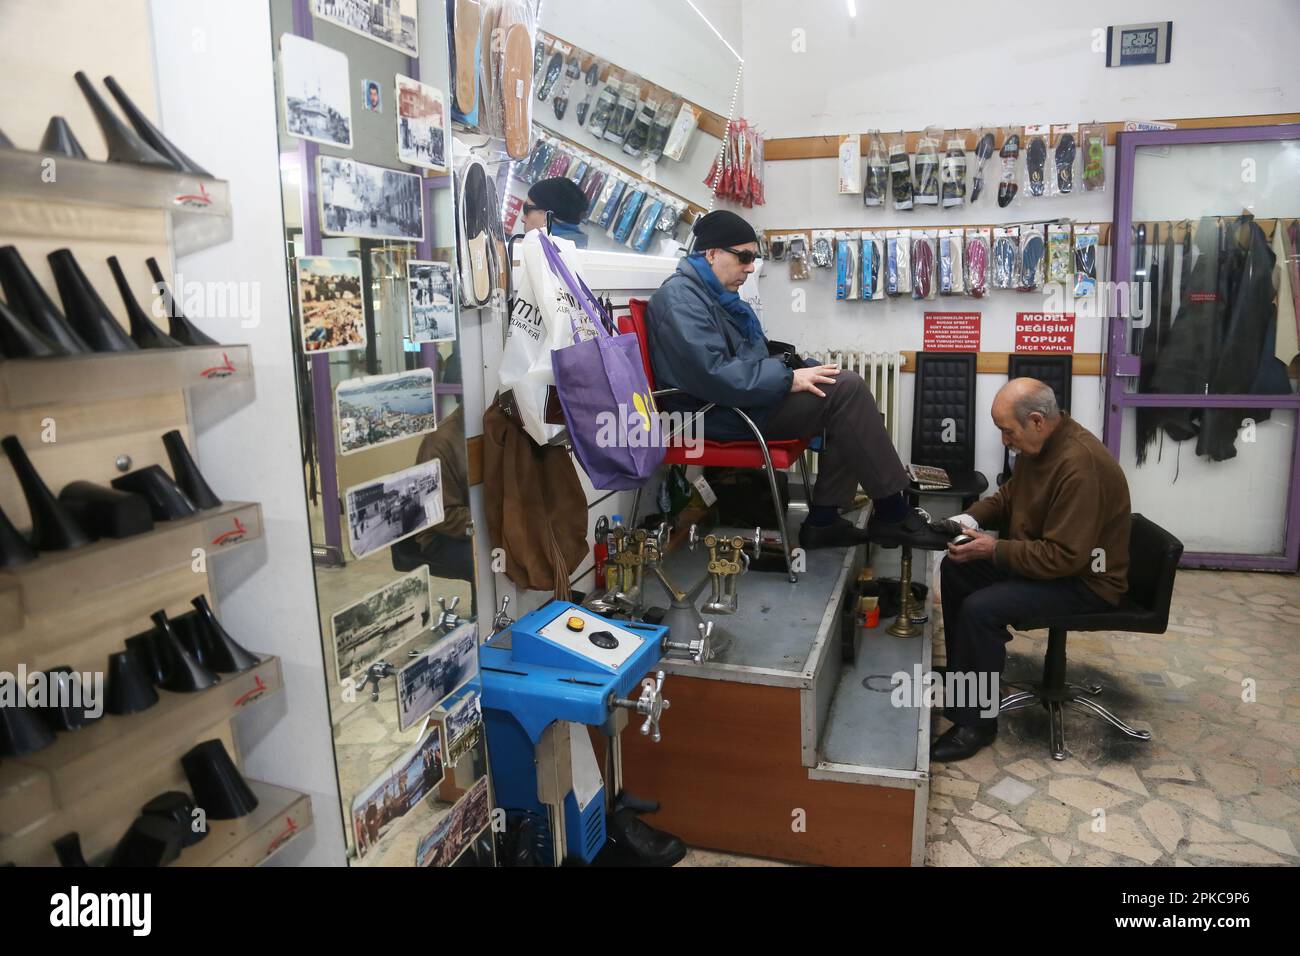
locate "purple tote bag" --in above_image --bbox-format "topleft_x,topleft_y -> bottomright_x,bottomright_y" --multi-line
541,234 -> 664,490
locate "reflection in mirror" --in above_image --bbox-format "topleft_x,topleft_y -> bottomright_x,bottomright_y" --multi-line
270,0 -> 488,866
507,0 -> 744,254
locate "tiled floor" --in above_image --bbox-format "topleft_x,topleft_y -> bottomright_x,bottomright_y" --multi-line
924,568 -> 1300,867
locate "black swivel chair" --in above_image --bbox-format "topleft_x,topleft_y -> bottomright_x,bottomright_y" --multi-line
907,352 -> 987,508
999,354 -> 1073,486
1001,514 -> 1183,760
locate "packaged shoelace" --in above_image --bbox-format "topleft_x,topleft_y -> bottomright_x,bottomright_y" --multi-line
603,80 -> 640,145
913,127 -> 941,206
838,134 -> 862,194
1023,124 -> 1049,199
912,231 -> 936,299
861,232 -> 884,300
1080,123 -> 1106,192
964,228 -> 991,298
630,198 -> 664,252
789,234 -> 810,280
864,131 -> 888,207
609,189 -> 645,243
939,229 -> 965,294
835,232 -> 859,300
888,132 -> 913,211
1051,124 -> 1077,196
941,133 -> 968,209
1073,224 -> 1100,297
992,226 -> 1020,289
586,73 -> 621,139
998,127 -> 1020,208
811,229 -> 835,269
593,177 -> 627,228
1018,226 -> 1046,290
1047,223 -> 1072,284
886,230 -> 911,296
662,102 -> 700,162
645,97 -> 678,161
970,127 -> 996,204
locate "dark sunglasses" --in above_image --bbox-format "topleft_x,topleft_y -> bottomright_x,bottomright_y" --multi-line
522,202 -> 541,216
721,246 -> 758,265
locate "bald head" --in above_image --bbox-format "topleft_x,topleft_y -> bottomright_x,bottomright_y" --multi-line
991,378 -> 1062,456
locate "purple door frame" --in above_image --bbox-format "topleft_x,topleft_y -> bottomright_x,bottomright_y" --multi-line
1105,123 -> 1300,571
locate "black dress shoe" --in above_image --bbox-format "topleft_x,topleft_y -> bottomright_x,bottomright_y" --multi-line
867,507 -> 952,551
799,517 -> 869,550
930,723 -> 997,762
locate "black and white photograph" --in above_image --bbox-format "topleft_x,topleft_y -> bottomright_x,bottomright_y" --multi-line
329,566 -> 432,684
351,723 -> 444,859
396,74 -> 446,172
397,622 -> 477,731
280,33 -> 352,148
313,0 -> 418,57
407,260 -> 456,343
416,775 -> 490,867
442,685 -> 482,766
345,458 -> 443,560
336,368 -> 437,456
318,155 -> 424,241
296,255 -> 365,353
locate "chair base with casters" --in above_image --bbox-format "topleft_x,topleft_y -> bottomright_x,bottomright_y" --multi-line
996,513 -> 1183,761
999,627 -> 1152,761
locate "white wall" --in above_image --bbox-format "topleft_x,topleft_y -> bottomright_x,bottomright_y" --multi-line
735,0 -> 1300,483
151,0 -> 347,866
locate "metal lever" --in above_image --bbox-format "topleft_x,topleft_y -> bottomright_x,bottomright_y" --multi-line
355,660 -> 395,702
663,620 -> 713,663
435,595 -> 463,632
612,670 -> 670,743
492,595 -> 514,633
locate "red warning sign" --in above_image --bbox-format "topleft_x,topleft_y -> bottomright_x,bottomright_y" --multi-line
1015,313 -> 1076,352
923,312 -> 981,351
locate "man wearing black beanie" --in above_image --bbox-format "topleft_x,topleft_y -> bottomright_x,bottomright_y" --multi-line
522,176 -> 590,248
646,209 -> 945,550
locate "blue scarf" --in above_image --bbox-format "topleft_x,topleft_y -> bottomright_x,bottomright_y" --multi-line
685,253 -> 763,343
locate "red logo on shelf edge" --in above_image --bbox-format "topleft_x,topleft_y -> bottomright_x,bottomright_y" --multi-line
200,353 -> 237,379
211,516 -> 248,547
266,816 -> 301,855
235,675 -> 269,707
174,181 -> 213,208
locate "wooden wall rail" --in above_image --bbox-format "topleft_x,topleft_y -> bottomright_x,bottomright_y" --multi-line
765,114 -> 1300,162
764,222 -> 1114,246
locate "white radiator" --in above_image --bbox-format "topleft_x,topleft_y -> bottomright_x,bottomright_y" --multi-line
804,349 -> 905,478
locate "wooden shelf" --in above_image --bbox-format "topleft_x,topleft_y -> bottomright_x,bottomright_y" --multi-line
0,655 -> 283,840
175,779 -> 313,867
0,344 -> 251,410
0,147 -> 232,256
0,500 -> 262,626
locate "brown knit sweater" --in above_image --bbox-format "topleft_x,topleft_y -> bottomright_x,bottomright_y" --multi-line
966,414 -> 1131,604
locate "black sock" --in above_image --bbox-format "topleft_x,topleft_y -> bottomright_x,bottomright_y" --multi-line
873,492 -> 908,522
807,504 -> 840,527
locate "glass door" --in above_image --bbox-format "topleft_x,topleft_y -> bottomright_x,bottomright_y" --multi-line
1105,124 -> 1300,570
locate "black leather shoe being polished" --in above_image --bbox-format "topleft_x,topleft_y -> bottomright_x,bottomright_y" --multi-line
930,723 -> 997,762
867,507 -> 953,550
799,517 -> 870,550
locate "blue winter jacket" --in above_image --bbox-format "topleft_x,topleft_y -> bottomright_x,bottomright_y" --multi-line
645,261 -> 793,441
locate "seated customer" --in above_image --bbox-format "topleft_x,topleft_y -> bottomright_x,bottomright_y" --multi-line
933,378 -> 1131,761
646,210 -> 941,550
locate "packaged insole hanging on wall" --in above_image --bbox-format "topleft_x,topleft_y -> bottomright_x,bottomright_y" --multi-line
964,227 -> 991,298
835,232 -> 859,300
939,229 -> 965,295
861,232 -> 884,300
886,230 -> 911,296
586,73 -> 621,139
1047,223 -> 1072,285
567,159 -> 588,184
655,200 -> 683,234
623,92 -> 658,157
838,134 -> 862,195
593,177 -> 627,228
574,59 -> 603,126
645,97 -> 678,161
940,133 -> 968,209
1080,123 -> 1107,193
970,127 -> 996,203
521,138 -> 553,183
912,231 -> 936,300
662,102 -> 700,162
789,234 -> 810,280
997,127 -> 1020,208
992,226 -> 1019,289
1051,124 -> 1077,196
631,197 -> 664,252
888,132 -> 913,211
1073,224 -> 1100,297
1023,124 -> 1049,199
1018,225 -> 1046,290
863,131 -> 888,207
913,127 -> 941,207
603,81 -> 640,145
609,189 -> 645,243
811,229 -> 835,269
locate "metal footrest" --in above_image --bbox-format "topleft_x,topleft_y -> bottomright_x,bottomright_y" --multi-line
999,680 -> 1151,761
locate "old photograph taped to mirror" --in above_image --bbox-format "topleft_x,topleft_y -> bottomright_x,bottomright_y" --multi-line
351,722 -> 443,859
336,368 -> 437,456
397,622 -> 477,731
313,0 -> 418,58
318,155 -> 424,241
345,459 -> 443,559
330,565 -> 432,684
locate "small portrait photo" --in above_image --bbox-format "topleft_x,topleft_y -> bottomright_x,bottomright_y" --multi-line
363,79 -> 382,113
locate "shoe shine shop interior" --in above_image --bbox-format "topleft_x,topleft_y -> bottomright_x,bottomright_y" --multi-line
0,0 -> 1298,872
